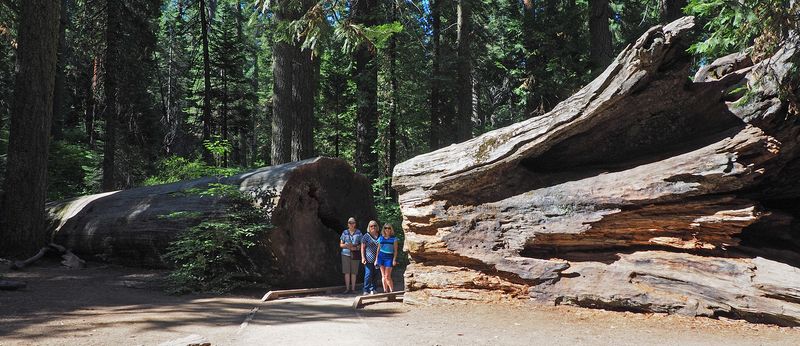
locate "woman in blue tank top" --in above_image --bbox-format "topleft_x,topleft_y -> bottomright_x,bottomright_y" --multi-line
375,223 -> 398,293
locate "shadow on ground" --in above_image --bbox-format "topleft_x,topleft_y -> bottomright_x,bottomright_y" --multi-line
0,259 -> 404,343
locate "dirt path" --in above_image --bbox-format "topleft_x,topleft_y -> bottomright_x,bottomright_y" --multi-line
2,261 -> 799,345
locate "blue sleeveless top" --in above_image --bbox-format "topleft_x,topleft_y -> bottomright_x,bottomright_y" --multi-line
378,236 -> 396,254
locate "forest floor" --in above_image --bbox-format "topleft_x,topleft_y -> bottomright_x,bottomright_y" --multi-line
1,259 -> 799,346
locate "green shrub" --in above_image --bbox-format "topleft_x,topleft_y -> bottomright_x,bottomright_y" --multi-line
164,183 -> 278,294
47,139 -> 101,200
143,156 -> 243,186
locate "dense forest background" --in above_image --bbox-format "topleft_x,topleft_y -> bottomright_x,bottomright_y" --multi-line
0,0 -> 793,256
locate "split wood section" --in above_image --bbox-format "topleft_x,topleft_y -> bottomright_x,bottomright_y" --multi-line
393,17 -> 800,326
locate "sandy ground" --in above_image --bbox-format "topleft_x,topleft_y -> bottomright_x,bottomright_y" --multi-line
1,260 -> 799,346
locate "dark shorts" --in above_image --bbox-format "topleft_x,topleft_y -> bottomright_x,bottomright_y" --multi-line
377,252 -> 394,267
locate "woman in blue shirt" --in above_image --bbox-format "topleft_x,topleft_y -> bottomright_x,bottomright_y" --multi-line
339,217 -> 362,294
375,223 -> 398,293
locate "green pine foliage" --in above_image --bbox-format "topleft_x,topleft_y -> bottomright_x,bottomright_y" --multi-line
142,156 -> 243,186
164,183 -> 278,294
688,0 -> 799,60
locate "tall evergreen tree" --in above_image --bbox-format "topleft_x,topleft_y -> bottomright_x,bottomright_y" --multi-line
51,0 -> 71,141
271,0 -> 317,165
353,0 -> 379,179
102,0 -> 162,189
429,0 -> 442,150
386,0 -> 399,199
210,3 -> 249,167
288,1 -> 317,163
521,0 -> 540,118
455,0 -> 473,141
588,0 -> 613,73
1,0 -> 61,257
200,0 -> 214,165
101,0 -> 121,191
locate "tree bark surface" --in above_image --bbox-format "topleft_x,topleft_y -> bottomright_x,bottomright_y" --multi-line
394,18 -> 800,325
271,0 -> 317,165
48,157 -> 376,288
200,0 -> 214,165
455,0 -> 473,141
1,0 -> 61,258
588,0 -> 613,73
429,0 -> 442,150
353,0 -> 379,179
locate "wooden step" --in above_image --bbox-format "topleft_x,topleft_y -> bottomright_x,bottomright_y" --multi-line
261,284 -> 363,301
352,291 -> 405,309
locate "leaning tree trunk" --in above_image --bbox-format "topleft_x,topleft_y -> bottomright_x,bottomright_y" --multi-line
48,157 -> 376,288
393,17 -> 800,326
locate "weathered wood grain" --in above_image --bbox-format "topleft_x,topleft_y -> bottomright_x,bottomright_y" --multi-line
394,17 -> 800,325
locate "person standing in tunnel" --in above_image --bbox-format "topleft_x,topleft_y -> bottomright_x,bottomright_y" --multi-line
361,220 -> 381,295
340,217 -> 362,293
376,223 -> 398,293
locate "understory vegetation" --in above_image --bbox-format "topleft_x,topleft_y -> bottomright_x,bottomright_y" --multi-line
164,183 -> 278,294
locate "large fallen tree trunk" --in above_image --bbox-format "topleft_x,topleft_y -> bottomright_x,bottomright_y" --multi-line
48,157 -> 376,287
393,17 -> 800,325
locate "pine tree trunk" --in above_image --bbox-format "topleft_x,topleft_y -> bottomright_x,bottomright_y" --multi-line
290,45 -> 317,162
249,12 -> 261,165
455,0 -> 472,142
429,0 -> 442,150
234,1 -> 249,167
272,0 -> 317,165
84,57 -> 99,148
660,0 -> 687,23
271,35 -> 294,165
221,70 -> 229,167
101,0 -> 121,192
588,0 -> 613,73
353,0 -> 379,179
51,0 -> 70,141
387,1 -> 399,200
0,0 -> 61,258
522,0 -> 539,117
200,0 -> 214,165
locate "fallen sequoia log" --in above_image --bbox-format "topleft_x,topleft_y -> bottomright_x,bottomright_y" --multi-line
393,17 -> 800,325
47,157 -> 376,287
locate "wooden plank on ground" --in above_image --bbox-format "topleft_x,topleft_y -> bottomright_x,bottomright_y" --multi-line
261,284 -> 363,301
352,291 -> 405,309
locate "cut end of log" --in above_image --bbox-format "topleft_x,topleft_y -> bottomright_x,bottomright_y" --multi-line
47,157 -> 376,288
394,17 -> 800,326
